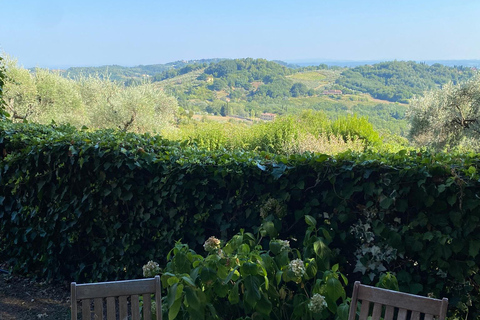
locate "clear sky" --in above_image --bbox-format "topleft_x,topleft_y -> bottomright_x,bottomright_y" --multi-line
1,0 -> 480,68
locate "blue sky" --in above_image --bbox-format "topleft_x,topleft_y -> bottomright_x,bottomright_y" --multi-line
1,0 -> 479,68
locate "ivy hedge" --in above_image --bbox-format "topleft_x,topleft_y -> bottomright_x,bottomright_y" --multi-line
1,122 -> 480,318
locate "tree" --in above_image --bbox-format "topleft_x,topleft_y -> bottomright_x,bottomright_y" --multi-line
0,56 -> 8,119
211,78 -> 227,91
2,57 -> 178,133
3,56 -> 86,126
407,76 -> 480,150
77,75 -> 178,133
290,82 -> 308,97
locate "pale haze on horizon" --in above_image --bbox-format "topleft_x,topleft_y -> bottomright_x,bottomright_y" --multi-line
1,0 -> 479,69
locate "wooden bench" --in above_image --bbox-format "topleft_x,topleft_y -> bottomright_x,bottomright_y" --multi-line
348,281 -> 448,320
71,275 -> 162,320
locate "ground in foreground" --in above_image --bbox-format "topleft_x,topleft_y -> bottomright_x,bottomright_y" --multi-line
0,272 -> 70,320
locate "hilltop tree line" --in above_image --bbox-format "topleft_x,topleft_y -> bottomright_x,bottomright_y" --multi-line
336,61 -> 476,103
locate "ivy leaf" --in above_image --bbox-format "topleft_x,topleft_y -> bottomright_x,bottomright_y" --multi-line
469,240 -> 480,258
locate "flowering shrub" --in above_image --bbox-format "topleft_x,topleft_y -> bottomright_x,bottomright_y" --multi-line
143,215 -> 349,320
203,236 -> 221,252
142,260 -> 161,278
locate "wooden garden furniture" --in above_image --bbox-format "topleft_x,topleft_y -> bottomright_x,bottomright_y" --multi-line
71,275 -> 162,320
348,281 -> 448,320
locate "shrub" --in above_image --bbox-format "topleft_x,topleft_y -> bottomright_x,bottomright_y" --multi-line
145,216 -> 349,320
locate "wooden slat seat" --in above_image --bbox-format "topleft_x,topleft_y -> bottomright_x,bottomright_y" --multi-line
71,275 -> 162,320
348,281 -> 448,320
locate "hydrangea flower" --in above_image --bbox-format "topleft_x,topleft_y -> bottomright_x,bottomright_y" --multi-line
277,240 -> 290,251
203,236 -> 221,252
142,261 -> 161,277
308,293 -> 328,313
289,259 -> 306,278
271,239 -> 290,252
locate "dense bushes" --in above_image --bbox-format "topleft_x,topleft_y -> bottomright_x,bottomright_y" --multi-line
169,111 -> 380,154
1,122 -> 480,318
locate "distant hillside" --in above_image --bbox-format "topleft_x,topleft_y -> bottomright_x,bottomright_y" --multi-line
53,58 -> 478,137
335,61 -> 476,103
153,58 -> 411,136
61,58 -> 225,84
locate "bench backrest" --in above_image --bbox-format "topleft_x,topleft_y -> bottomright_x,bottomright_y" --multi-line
348,281 -> 448,320
71,275 -> 162,320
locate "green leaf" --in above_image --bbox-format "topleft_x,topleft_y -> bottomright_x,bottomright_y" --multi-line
228,282 -> 240,304
244,275 -> 261,307
469,240 -> 480,258
240,262 -> 258,276
167,276 -> 179,286
222,267 -> 238,285
168,298 -> 182,320
167,283 -> 178,308
447,194 -> 457,206
380,197 -> 393,209
255,292 -> 272,316
262,221 -> 278,238
305,215 -> 316,227
326,277 -> 345,302
181,275 -> 196,287
313,239 -> 330,260
337,301 -> 350,320
184,286 -> 201,310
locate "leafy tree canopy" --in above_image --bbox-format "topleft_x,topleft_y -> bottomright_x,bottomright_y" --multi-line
408,76 -> 480,151
0,56 -> 8,119
336,61 -> 476,103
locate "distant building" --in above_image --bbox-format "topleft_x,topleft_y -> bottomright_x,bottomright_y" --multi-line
322,90 -> 343,95
260,113 -> 277,121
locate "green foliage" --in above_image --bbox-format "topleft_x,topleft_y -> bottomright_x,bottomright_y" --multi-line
2,58 -> 178,132
0,55 -> 8,119
2,122 -> 480,318
63,58 -> 222,84
151,220 -> 347,320
290,82 -> 309,97
154,59 -> 409,136
336,61 -> 476,103
408,76 -> 480,151
169,111 -> 381,154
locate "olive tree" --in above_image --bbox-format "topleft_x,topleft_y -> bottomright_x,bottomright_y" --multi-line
77,75 -> 178,133
34,68 -> 87,127
2,57 -> 87,126
2,56 -> 178,133
0,56 -> 7,118
2,57 -> 38,122
407,76 -> 480,150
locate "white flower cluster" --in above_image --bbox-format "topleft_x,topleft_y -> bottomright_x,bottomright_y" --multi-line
308,293 -> 328,313
203,236 -> 221,252
142,260 -> 161,278
273,239 -> 290,251
289,259 -> 306,278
